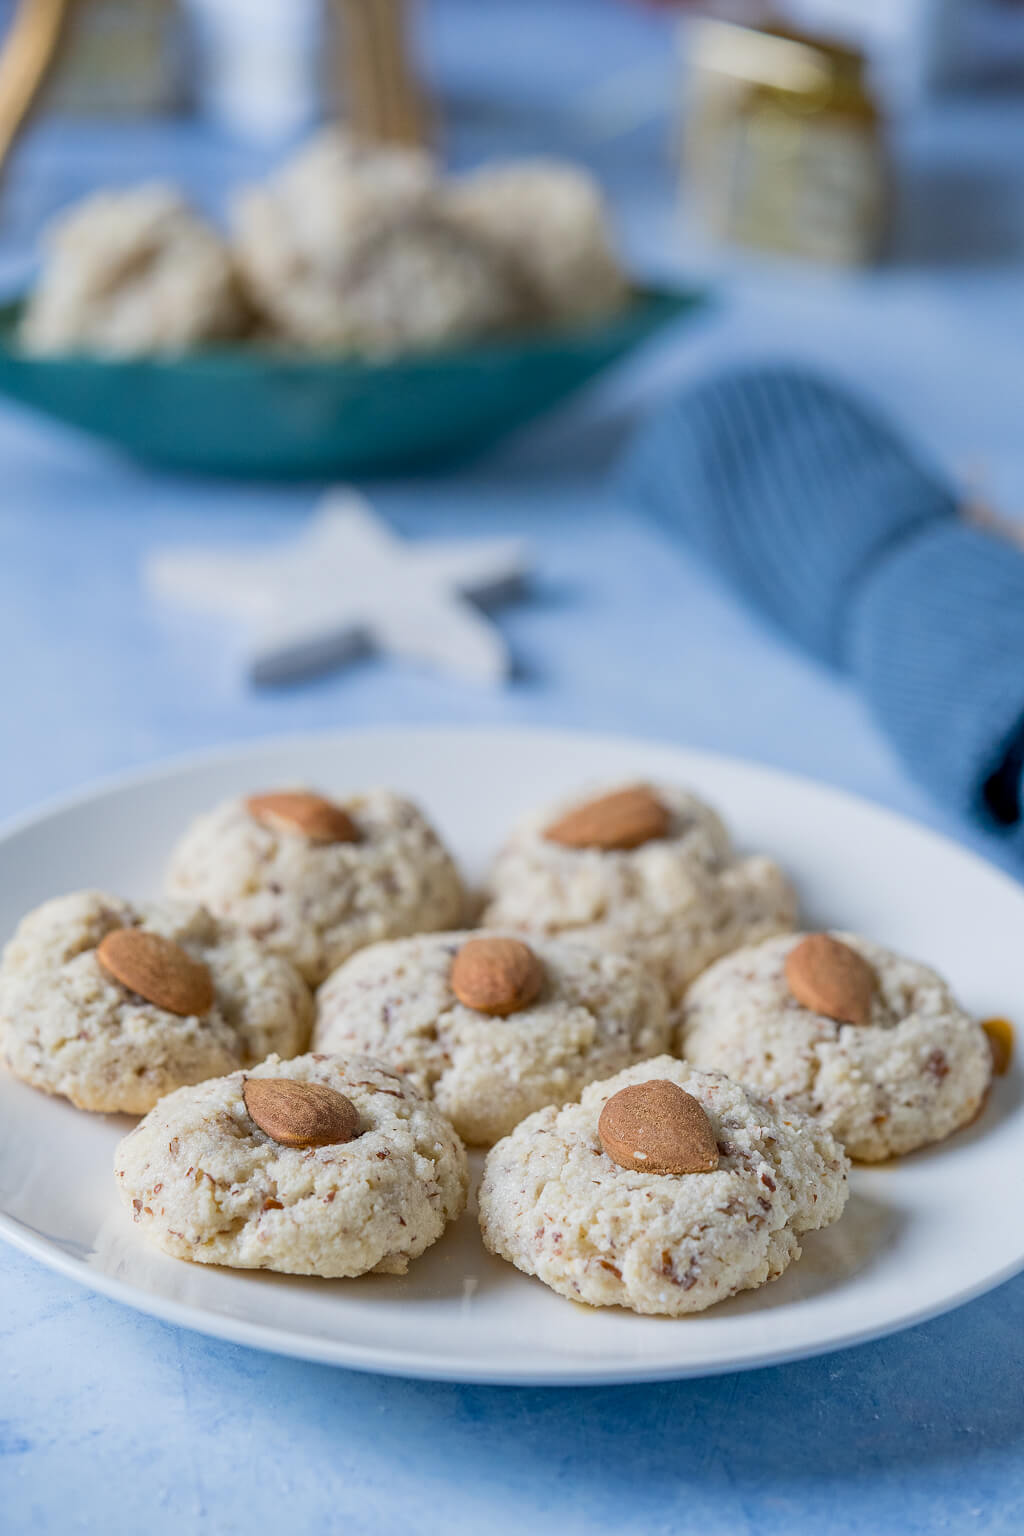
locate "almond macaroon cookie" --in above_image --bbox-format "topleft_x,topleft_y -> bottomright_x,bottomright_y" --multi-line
114,1052 -> 468,1276
0,891 -> 312,1114
166,788 -> 465,987
231,129 -> 528,355
483,782 -> 796,1006
21,184 -> 247,356
313,930 -> 671,1145
479,1055 -> 849,1315
443,158 -> 627,322
679,932 -> 993,1161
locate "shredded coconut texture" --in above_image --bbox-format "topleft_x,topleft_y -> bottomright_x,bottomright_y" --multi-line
679,932 -> 993,1161
114,1052 -> 468,1276
0,890 -> 312,1113
166,787 -> 465,987
483,781 -> 797,1004
479,1055 -> 849,1315
314,930 -> 670,1145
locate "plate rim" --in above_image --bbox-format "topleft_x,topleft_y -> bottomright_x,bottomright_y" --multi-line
1,722 -> 1022,1386
4,1199 -> 1024,1387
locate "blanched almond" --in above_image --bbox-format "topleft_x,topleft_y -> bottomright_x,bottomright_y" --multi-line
246,791 -> 358,844
97,929 -> 214,1017
784,934 -> 875,1025
544,785 -> 669,851
242,1078 -> 361,1147
451,937 -> 543,1016
598,1079 -> 719,1175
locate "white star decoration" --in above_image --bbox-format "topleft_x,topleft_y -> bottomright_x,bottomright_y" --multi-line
146,490 -> 528,687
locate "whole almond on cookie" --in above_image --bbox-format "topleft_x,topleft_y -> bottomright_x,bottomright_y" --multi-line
451,937 -> 544,1016
784,934 -> 876,1025
598,1080 -> 720,1175
544,785 -> 670,851
97,929 -> 214,1017
245,791 -> 358,844
242,1078 -> 361,1147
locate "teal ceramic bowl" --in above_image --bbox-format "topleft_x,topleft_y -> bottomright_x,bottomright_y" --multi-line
0,286 -> 701,477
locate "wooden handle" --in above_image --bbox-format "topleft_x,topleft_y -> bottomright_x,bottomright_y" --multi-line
0,0 -> 70,179
338,0 -> 428,146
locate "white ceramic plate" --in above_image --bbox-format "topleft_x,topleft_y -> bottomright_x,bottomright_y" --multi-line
0,727 -> 1021,1386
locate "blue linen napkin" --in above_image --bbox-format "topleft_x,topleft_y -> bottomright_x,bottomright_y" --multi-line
619,365 -> 1024,852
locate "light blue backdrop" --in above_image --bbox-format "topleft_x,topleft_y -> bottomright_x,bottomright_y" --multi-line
2,3 -> 1023,1531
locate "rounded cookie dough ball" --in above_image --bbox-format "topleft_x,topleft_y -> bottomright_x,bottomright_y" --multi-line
483,782 -> 797,1006
443,158 -> 627,322
0,891 -> 312,1114
166,788 -> 465,987
479,1055 -> 849,1315
231,129 -> 527,354
114,1052 -> 468,1276
21,184 -> 247,357
313,930 -> 671,1145
679,932 -> 993,1161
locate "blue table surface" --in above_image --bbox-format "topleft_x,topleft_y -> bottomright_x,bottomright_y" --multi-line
3,3 -> 1024,1531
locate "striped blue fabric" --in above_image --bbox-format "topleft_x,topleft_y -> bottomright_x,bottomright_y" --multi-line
620,365 -> 1024,851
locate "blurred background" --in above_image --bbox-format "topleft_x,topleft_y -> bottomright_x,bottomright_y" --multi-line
2,0 -> 1024,820
4,0 -> 1024,274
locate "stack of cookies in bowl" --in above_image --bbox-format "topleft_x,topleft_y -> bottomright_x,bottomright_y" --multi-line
0,777 -> 1001,1316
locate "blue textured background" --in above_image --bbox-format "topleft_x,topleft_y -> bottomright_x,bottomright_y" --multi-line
2,3 -> 1024,1530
